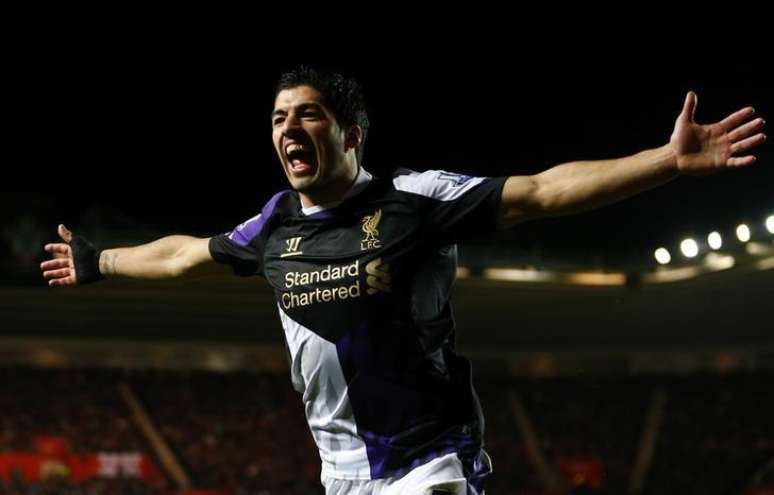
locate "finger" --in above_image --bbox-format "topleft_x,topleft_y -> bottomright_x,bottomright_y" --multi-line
40,258 -> 71,271
44,243 -> 72,256
728,117 -> 766,143
58,224 -> 73,243
679,91 -> 697,123
727,155 -> 757,167
730,133 -> 767,155
720,106 -> 756,132
43,268 -> 73,280
49,276 -> 77,287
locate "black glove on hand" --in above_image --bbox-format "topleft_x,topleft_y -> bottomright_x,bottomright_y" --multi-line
70,235 -> 104,284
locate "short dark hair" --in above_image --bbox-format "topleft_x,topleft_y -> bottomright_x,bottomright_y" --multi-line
276,66 -> 370,165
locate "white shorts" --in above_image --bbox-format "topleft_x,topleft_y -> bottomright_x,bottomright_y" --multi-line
321,452 -> 490,495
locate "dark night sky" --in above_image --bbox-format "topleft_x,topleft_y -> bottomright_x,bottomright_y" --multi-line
2,4 -> 772,263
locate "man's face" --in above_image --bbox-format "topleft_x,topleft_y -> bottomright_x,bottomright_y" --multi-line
272,85 -> 353,201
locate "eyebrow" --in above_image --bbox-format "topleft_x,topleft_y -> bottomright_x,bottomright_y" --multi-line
271,102 -> 325,119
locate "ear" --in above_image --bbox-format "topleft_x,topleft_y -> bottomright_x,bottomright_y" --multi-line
344,125 -> 363,153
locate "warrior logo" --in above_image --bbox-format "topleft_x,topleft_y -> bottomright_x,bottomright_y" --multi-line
280,236 -> 303,258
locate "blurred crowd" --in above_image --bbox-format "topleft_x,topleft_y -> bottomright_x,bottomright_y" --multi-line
1,366 -> 773,495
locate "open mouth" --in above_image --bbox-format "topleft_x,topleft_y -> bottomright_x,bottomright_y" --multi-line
285,143 -> 317,176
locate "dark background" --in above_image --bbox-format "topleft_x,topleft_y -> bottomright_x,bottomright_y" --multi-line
2,4 -> 771,263
1,10 -> 772,495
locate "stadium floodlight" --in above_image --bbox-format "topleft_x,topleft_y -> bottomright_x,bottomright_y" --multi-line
680,238 -> 699,258
707,231 -> 722,250
766,215 -> 774,234
654,247 -> 671,264
736,224 -> 751,243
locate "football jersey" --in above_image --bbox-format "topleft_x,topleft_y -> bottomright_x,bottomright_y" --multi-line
209,168 -> 506,480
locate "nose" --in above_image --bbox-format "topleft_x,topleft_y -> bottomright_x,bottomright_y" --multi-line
281,112 -> 302,135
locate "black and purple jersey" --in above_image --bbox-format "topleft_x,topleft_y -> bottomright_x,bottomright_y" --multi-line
209,168 -> 506,481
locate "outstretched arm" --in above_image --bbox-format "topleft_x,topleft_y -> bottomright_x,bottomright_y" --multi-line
498,92 -> 766,228
41,224 -> 229,286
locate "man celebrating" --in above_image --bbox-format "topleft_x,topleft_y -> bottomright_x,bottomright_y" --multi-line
41,67 -> 765,494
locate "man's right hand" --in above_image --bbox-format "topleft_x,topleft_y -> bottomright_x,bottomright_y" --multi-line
41,224 -> 103,286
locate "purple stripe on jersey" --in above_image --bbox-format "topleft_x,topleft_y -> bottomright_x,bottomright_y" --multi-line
359,427 -> 480,480
228,190 -> 288,246
361,434 -> 456,479
334,320 -> 365,395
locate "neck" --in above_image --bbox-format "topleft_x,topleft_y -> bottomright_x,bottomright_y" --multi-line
299,165 -> 359,208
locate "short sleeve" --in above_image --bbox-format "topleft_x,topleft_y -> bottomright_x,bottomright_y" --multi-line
208,190 -> 289,277
392,169 -> 506,243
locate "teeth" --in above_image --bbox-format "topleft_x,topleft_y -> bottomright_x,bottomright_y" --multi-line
285,143 -> 311,154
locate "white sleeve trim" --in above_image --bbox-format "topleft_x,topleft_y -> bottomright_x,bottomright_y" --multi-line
226,213 -> 262,245
392,168 -> 486,202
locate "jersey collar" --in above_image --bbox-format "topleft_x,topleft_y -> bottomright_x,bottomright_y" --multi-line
300,168 -> 373,216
